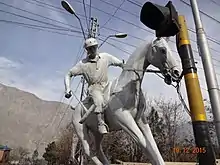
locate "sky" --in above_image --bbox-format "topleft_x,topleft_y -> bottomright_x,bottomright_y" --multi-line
0,0 -> 220,110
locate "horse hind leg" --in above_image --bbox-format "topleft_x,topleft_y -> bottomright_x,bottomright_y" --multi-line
72,106 -> 103,165
114,109 -> 164,165
93,132 -> 110,165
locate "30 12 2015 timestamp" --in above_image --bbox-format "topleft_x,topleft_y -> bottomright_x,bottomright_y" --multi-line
172,147 -> 206,154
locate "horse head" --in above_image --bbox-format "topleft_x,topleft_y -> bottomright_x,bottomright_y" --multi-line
146,37 -> 181,85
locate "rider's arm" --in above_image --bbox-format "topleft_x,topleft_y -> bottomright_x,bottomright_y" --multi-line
64,62 -> 83,91
106,53 -> 124,68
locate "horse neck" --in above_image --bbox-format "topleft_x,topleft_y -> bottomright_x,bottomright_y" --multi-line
124,43 -> 151,81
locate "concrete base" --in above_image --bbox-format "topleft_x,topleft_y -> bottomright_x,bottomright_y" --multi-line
111,159 -> 220,165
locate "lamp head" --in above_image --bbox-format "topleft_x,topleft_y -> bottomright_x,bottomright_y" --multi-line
61,0 -> 75,15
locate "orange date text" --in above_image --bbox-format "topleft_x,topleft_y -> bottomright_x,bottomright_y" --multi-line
172,147 -> 206,154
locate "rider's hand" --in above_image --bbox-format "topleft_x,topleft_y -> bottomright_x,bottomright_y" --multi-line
65,90 -> 72,99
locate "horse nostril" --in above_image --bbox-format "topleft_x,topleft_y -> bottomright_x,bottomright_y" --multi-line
173,70 -> 180,77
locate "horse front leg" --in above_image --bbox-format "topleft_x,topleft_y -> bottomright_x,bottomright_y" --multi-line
136,92 -> 165,165
112,107 -> 165,165
137,118 -> 165,165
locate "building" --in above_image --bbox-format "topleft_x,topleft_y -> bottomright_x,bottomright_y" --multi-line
0,145 -> 11,163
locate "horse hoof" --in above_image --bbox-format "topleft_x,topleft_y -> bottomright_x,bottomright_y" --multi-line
98,125 -> 108,134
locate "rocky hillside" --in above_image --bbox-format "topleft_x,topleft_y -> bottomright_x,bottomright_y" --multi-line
0,83 -> 73,155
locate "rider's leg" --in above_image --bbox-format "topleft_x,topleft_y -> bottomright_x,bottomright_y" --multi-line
89,88 -> 108,134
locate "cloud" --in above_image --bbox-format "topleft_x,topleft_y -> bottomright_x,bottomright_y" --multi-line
0,56 -> 21,69
0,0 -> 218,105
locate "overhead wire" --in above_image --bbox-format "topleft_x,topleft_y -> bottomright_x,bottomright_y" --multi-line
0,19 -> 83,38
16,0 -> 219,60
72,0 -> 220,65
0,19 -> 78,32
2,7 -> 220,74
98,0 -> 138,18
89,0 -> 92,27
0,2 -> 87,146
56,79 -> 82,131
126,0 -> 142,7
123,0 -> 220,55
210,0 -> 220,6
23,0 -> 83,19
100,0 -> 126,29
2,0 -> 220,87
82,0 -> 90,33
35,93 -> 65,149
19,0 -> 220,54
2,16 -> 220,75
0,1 -> 85,32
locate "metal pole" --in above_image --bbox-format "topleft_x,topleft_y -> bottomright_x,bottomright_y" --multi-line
176,15 -> 216,165
190,0 -> 220,147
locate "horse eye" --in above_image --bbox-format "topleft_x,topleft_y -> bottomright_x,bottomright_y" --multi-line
160,48 -> 166,54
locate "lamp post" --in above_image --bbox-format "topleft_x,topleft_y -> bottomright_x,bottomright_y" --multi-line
99,33 -> 127,48
61,0 -> 86,39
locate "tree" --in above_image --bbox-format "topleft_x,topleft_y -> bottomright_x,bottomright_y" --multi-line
43,123 -> 75,165
9,146 -> 30,161
55,125 -> 74,165
205,102 -> 220,158
43,141 -> 58,165
148,98 -> 197,162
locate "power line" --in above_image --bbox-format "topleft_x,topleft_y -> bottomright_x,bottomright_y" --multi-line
22,0 -> 220,53
23,0 -> 86,19
89,0 -> 92,27
20,0 -> 220,58
71,0 -> 155,34
98,36 -> 132,55
82,0 -> 90,33
56,79 -> 81,130
179,0 -> 220,41
126,0 -> 142,7
0,19 -> 83,38
0,19 -> 79,32
124,0 -> 220,50
2,8 -> 220,70
0,9 -> 74,31
98,0 -> 138,18
210,0 -> 220,6
7,0 -> 220,64
180,0 -> 220,24
74,0 -> 220,62
0,1 -> 81,31
100,0 -> 126,29
3,1 -> 220,77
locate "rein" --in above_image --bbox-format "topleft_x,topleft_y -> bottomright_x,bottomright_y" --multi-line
124,67 -> 191,117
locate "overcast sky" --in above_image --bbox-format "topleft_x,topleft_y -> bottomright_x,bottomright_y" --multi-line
0,0 -> 220,109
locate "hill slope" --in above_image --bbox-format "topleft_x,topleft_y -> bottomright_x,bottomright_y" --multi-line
0,83 -> 72,155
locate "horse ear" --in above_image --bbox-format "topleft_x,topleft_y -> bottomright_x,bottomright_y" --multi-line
152,37 -> 160,45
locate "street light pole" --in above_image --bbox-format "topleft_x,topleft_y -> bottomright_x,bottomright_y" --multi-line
61,0 -> 86,39
190,0 -> 220,147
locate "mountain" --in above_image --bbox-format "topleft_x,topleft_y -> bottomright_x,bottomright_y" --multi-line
0,83 -> 73,156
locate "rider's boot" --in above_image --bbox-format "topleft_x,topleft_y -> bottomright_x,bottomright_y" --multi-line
96,112 -> 108,134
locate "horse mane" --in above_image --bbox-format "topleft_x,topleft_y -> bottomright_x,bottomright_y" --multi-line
125,41 -> 151,67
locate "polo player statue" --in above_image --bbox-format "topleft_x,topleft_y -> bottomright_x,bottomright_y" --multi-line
64,37 -> 124,134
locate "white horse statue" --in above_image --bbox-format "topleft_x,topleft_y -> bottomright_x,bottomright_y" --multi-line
70,37 -> 181,165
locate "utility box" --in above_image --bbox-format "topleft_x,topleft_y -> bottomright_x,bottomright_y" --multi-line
0,145 -> 11,163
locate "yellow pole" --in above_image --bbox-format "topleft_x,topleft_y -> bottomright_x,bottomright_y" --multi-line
176,15 -> 216,164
